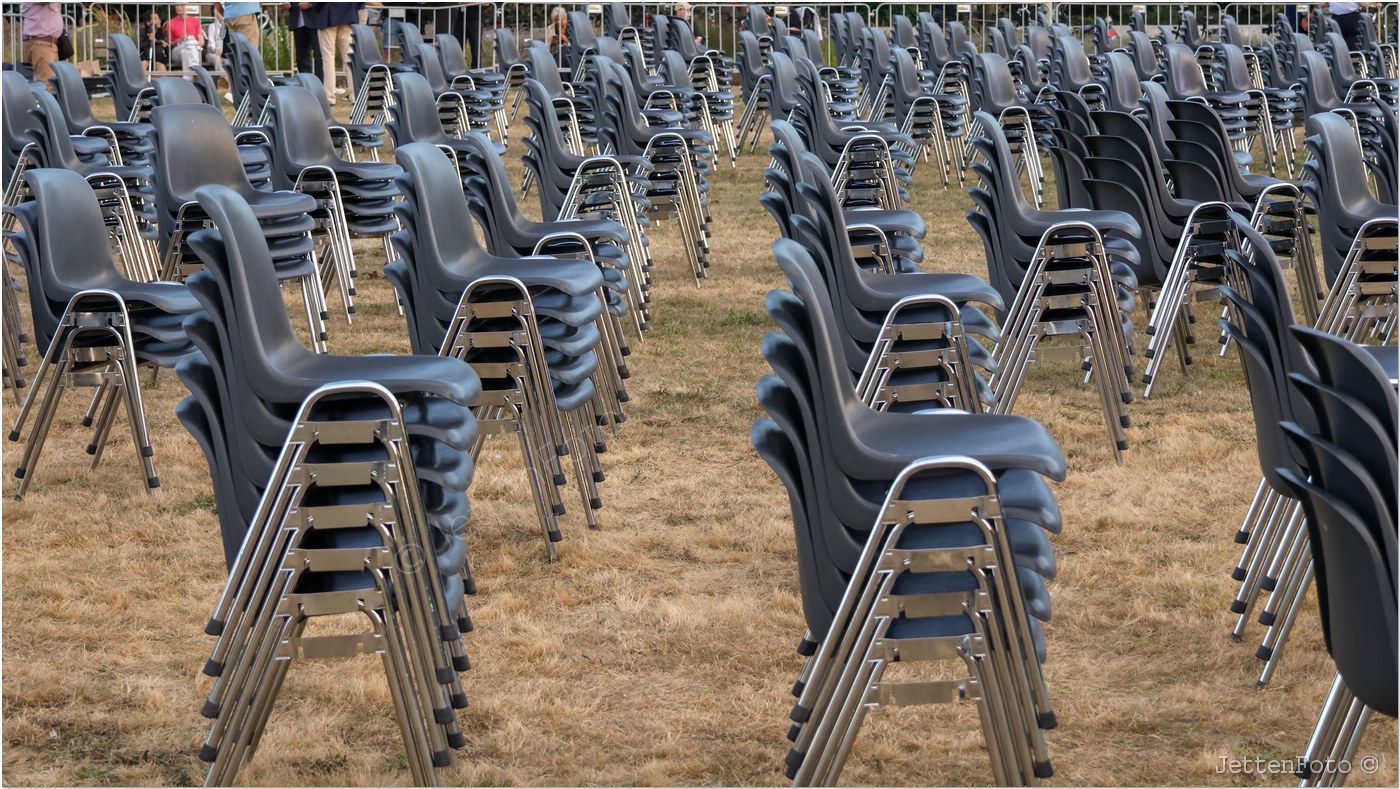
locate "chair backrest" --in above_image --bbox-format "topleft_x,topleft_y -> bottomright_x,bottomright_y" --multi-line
266,85 -> 339,181
436,33 -> 470,78
493,27 -> 521,69
1164,42 -> 1208,96
387,71 -> 450,147
47,61 -> 103,130
152,76 -> 206,107
394,141 -> 481,268
3,71 -> 42,165
150,102 -> 254,210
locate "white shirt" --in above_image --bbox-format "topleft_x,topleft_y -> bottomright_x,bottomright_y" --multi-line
1330,2 -> 1362,14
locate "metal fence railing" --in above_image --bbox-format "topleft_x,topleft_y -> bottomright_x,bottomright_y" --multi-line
3,1 -> 1396,79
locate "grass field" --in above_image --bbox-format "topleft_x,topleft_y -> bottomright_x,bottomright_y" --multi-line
2,101 -> 1395,787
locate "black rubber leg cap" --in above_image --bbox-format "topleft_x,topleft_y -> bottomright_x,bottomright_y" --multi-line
592,471 -> 606,483
13,467 -> 24,480
614,410 -> 628,421
1141,373 -> 1154,385
201,699 -> 220,719
464,577 -> 478,595
784,765 -> 798,780
1183,354 -> 1195,365
785,749 -> 805,769
1231,567 -> 1247,581
790,704 -> 810,724
458,614 -> 474,632
594,441 -> 608,453
451,691 -> 469,709
786,724 -> 800,742
589,497 -> 603,510
435,707 -> 454,725
555,443 -> 569,456
346,305 -> 357,314
1120,415 -> 1132,427
1261,576 -> 1277,592
1145,325 -> 1158,337
440,624 -> 457,641
1230,600 -> 1247,614
8,430 -> 20,442
1234,530 -> 1250,545
1038,710 -> 1057,729
595,413 -> 609,426
1259,611 -> 1277,626
791,679 -> 805,697
140,445 -> 154,458
552,473 -> 567,486
1034,761 -> 1054,779
448,731 -> 467,749
453,654 -> 471,672
551,503 -> 566,516
203,658 -> 223,677
205,618 -> 224,636
85,444 -> 98,455
1116,439 -> 1129,451
198,744 -> 218,763
81,417 -> 94,428
548,529 -> 564,542
1144,347 -> 1157,359
148,476 -> 160,488
620,346 -> 632,357
1256,646 -> 1273,660
436,666 -> 454,684
431,751 -> 451,769
618,363 -> 632,376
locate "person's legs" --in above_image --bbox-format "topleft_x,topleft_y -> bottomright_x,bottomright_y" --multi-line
463,5 -> 482,69
227,14 -> 261,49
317,26 -> 339,102
1335,12 -> 1364,50
24,38 -> 58,85
335,25 -> 353,98
293,25 -> 319,74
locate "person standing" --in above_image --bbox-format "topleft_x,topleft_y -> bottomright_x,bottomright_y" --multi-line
1327,2 -> 1369,49
311,2 -> 361,105
285,2 -> 322,78
219,2 -> 263,49
20,2 -> 62,85
168,5 -> 206,72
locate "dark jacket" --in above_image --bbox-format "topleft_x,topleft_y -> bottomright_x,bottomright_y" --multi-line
308,2 -> 361,29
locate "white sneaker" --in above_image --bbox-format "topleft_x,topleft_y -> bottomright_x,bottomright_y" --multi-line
222,91 -> 233,104
335,87 -> 347,95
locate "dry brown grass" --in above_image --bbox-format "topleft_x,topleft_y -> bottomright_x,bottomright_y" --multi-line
2,102 -> 1396,787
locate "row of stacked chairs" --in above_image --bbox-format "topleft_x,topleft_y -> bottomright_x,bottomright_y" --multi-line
745,5 -> 1395,786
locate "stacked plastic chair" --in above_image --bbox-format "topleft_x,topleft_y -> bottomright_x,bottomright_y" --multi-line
21,83 -> 162,283
763,120 -> 999,414
388,143 -> 613,560
263,85 -> 403,324
148,74 -> 276,190
172,183 -> 479,785
7,169 -> 198,500
518,77 -> 658,319
47,61 -> 155,168
435,31 -> 511,140
753,236 -> 1067,786
1277,327 -> 1396,788
349,23 -> 412,125
394,25 -> 501,141
452,130 -> 635,412
149,103 -> 330,352
105,33 -> 156,122
287,71 -> 389,162
1301,112 -> 1399,341
965,111 -> 1138,459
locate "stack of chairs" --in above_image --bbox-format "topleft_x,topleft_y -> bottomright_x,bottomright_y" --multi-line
875,44 -> 967,187
394,22 -> 505,142
657,45 -> 739,168
587,56 -> 714,285
735,31 -> 772,149
752,237 -> 1067,786
1301,112 -> 1398,343
388,143 -> 613,560
1277,327 -> 1395,789
518,78 -> 655,324
286,72 -> 389,162
105,33 -> 156,122
491,27 -> 531,122
455,130 -> 637,388
764,120 -> 999,413
149,75 -> 276,190
20,83 -> 162,283
1161,43 -> 1259,157
1199,41 -> 1302,175
1218,215 -> 1395,695
6,169 -> 198,500
966,52 -> 1055,208
965,111 -> 1138,459
349,23 -> 413,126
433,29 -> 511,139
47,61 -> 155,168
174,184 -> 479,785
149,103 -> 329,352
263,85 -> 404,324
790,57 -> 916,212
1320,30 -> 1398,106
522,41 -> 595,155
